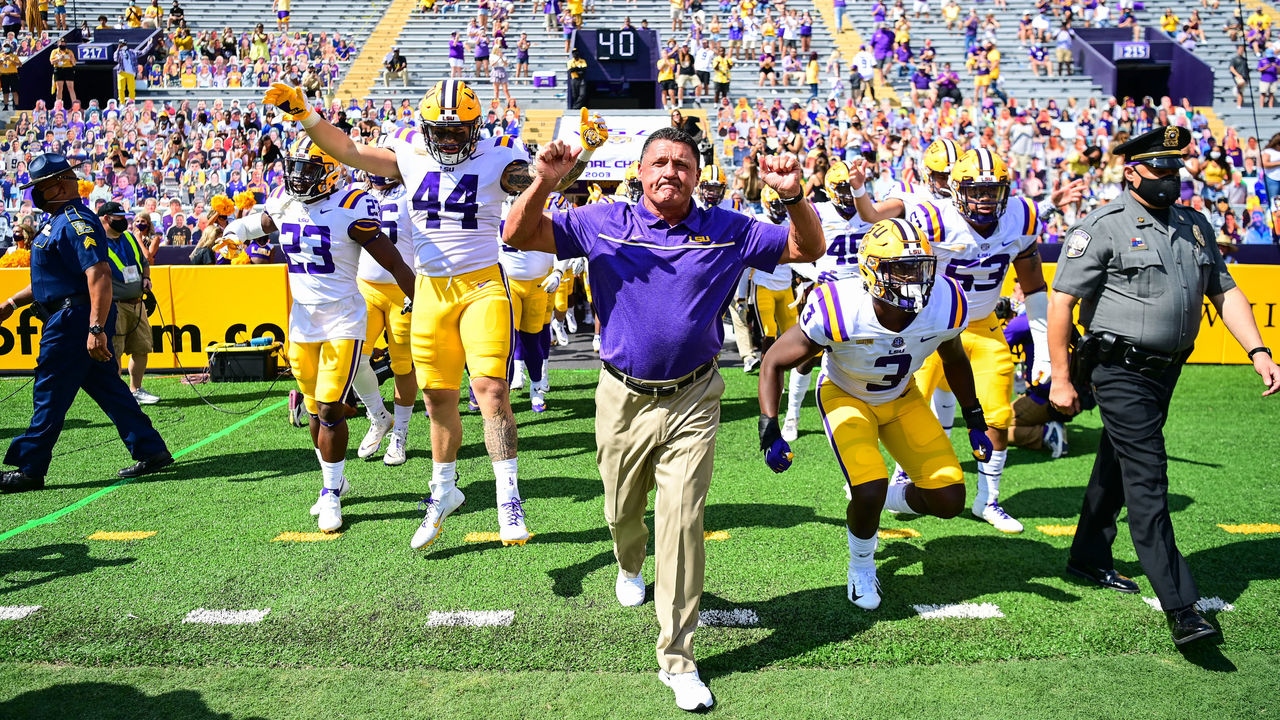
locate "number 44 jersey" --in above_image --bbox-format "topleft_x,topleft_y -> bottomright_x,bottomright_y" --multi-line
800,274 -> 969,405
266,182 -> 381,341
387,129 -> 530,277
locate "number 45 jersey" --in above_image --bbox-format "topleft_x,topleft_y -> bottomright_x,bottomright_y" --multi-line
266,183 -> 381,341
387,129 -> 530,277
800,274 -> 969,405
905,197 -> 1042,321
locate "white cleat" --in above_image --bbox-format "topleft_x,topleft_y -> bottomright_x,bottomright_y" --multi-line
310,477 -> 350,515
976,503 -> 1024,534
615,569 -> 645,607
553,320 -> 569,346
566,312 -> 579,334
383,429 -> 407,466
314,488 -> 344,533
848,562 -> 882,610
357,411 -> 393,459
742,355 -> 760,374
530,387 -> 547,413
498,495 -> 530,546
591,334 -> 602,353
781,415 -> 799,442
411,486 -> 466,549
658,670 -> 714,712
1043,421 -> 1069,459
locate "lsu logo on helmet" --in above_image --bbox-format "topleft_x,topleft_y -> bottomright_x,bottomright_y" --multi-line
824,159 -> 857,211
698,164 -> 727,207
284,136 -> 343,202
950,148 -> 1010,225
859,218 -> 938,313
760,186 -> 786,224
922,138 -> 960,197
419,79 -> 483,166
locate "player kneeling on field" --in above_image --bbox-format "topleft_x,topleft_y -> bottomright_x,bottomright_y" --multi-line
757,218 -> 993,610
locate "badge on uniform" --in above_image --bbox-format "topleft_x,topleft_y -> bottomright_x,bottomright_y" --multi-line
72,220 -> 93,235
83,236 -> 97,249
1129,237 -> 1147,250
1065,229 -> 1091,258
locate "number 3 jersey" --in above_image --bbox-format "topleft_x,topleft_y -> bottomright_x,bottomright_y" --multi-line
905,197 -> 1043,321
386,128 -> 530,277
800,274 -> 969,405
357,183 -> 416,285
266,183 -> 380,342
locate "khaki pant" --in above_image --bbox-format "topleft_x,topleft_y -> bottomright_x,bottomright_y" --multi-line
113,299 -> 153,360
728,301 -> 758,363
596,365 -> 725,674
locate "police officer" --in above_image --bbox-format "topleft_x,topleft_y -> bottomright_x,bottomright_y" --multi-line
0,154 -> 173,493
1046,127 -> 1280,646
99,201 -> 161,405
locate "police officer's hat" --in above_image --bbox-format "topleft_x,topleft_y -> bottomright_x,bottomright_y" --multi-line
1112,126 -> 1190,170
20,152 -> 86,189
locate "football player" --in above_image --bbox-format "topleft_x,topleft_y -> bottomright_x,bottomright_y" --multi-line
758,218 -> 992,611
499,200 -> 560,412
351,153 -> 419,466
900,148 -> 1079,533
695,165 -> 748,213
614,161 -> 642,203
264,80 -> 602,548
754,186 -> 805,439
223,137 -> 415,533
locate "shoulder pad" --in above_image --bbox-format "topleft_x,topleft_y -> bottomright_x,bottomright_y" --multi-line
336,186 -> 371,212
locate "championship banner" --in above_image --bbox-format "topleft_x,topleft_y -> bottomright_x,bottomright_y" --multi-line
0,265 -> 290,372
552,113 -> 684,181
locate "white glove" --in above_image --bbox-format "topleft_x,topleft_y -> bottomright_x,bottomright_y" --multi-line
1024,290 -> 1051,385
401,296 -> 413,316
569,257 -> 588,275
540,270 -> 563,293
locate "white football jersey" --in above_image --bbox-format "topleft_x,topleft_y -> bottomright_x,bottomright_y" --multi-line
498,199 -> 554,281
386,129 -> 530,277
266,183 -> 380,342
905,196 -> 1043,321
884,179 -> 944,207
357,183 -> 415,285
751,212 -> 794,291
799,201 -> 872,283
800,274 -> 969,405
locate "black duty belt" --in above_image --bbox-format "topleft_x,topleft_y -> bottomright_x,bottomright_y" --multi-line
1093,332 -> 1185,380
35,293 -> 90,319
604,359 -> 716,397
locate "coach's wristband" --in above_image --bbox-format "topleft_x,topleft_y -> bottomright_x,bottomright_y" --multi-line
779,192 -> 804,205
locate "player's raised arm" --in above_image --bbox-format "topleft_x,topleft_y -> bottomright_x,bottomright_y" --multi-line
263,83 -> 400,180
501,109 -> 605,196
504,140 -> 581,254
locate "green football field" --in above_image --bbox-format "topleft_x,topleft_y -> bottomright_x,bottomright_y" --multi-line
0,366 -> 1277,719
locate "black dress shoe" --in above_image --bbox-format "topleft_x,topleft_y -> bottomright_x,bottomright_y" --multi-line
118,452 -> 174,479
1167,605 -> 1220,646
0,470 -> 45,493
1066,558 -> 1140,593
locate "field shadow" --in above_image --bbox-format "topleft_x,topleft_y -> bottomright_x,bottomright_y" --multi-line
0,683 -> 265,720
1000,487 -> 1193,520
1187,536 -> 1280,605
0,543 -> 135,596
45,449 -> 319,491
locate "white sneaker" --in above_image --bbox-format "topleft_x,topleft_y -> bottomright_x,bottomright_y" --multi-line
1043,421 -> 1069,459
847,562 -> 881,610
658,670 -> 714,712
314,488 -> 344,533
310,477 -> 350,515
357,411 -> 393,459
592,334 -> 602,353
530,387 -> 546,413
781,414 -> 799,442
132,388 -> 160,405
615,569 -> 645,606
498,495 -> 530,545
533,374 -> 550,395
383,429 -> 407,466
410,486 -> 466,549
742,355 -> 760,374
976,503 -> 1024,534
566,312 -> 578,334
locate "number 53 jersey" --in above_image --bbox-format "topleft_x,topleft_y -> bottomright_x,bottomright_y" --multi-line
266,183 -> 381,342
800,274 -> 969,405
388,129 -> 530,277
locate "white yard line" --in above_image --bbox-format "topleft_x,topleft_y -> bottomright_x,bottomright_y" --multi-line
426,610 -> 515,627
182,608 -> 272,625
698,608 -> 760,627
0,605 -> 41,620
912,602 -> 1005,619
1142,596 -> 1235,613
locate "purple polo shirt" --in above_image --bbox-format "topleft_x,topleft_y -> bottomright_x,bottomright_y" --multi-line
552,200 -> 788,381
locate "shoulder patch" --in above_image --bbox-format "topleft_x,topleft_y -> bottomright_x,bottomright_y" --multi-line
71,220 -> 94,236
1064,229 -> 1091,258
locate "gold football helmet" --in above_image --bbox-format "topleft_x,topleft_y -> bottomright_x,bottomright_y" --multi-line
698,164 -> 727,207
284,136 -> 343,202
950,148 -> 1011,225
760,186 -> 786,224
859,218 -> 937,313
824,159 -> 857,212
419,79 -> 483,165
623,161 -> 642,202
922,138 -> 960,198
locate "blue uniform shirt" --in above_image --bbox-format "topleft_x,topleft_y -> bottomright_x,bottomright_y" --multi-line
31,199 -> 109,305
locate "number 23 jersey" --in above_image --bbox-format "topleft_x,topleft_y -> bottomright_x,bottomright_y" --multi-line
800,274 -> 969,405
388,129 -> 530,277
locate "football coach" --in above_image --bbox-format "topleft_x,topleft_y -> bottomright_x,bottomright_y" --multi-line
504,125 -> 824,711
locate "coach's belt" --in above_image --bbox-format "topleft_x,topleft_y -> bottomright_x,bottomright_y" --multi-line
604,360 -> 716,398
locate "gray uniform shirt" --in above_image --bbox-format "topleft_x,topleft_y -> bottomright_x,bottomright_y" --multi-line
1053,190 -> 1236,354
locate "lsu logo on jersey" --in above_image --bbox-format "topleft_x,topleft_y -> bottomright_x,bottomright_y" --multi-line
691,235 -> 712,244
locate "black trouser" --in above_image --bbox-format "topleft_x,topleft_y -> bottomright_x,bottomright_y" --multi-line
570,77 -> 586,109
1070,358 -> 1200,610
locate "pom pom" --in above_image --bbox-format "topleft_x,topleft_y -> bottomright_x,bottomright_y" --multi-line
0,248 -> 31,268
234,190 -> 257,211
210,195 -> 235,216
77,179 -> 94,198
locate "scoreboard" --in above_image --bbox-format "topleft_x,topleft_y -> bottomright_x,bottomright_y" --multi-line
570,29 -> 660,109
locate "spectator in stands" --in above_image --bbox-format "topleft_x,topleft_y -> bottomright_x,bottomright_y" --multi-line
1262,51 -> 1280,109
115,40 -> 140,102
274,0 -> 292,32
447,31 -> 465,79
514,33 -> 530,81
142,0 -> 162,28
167,0 -> 184,29
805,52 -> 820,102
1054,23 -> 1073,76
0,1 -> 20,37
124,0 -> 143,28
1260,132 -> 1280,201
658,50 -> 676,109
711,46 -> 732,104
50,40 -> 77,106
757,49 -> 777,91
383,46 -> 408,87
568,48 -> 587,109
0,42 -> 18,111
473,33 -> 490,78
490,45 -> 511,107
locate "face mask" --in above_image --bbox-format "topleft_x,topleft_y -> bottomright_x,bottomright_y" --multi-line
109,218 -> 129,232
1130,172 -> 1180,208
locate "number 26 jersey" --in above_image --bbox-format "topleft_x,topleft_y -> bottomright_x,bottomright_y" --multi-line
388,129 -> 530,278
799,275 -> 969,405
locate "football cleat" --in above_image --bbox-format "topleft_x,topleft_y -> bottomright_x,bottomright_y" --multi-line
314,487 -> 344,533
510,360 -> 526,392
384,429 -> 407,466
311,477 -> 350,516
1043,421 -> 1069,459
615,569 -> 646,607
358,411 -> 393,459
743,355 -> 760,374
288,389 -> 308,428
591,334 -> 601,353
499,495 -> 530,545
565,312 -> 578,334
848,561 -> 882,610
411,486 -> 466,549
467,388 -> 480,412
781,415 -> 799,442
658,670 -> 714,712
976,503 -> 1024,534
530,387 -> 546,413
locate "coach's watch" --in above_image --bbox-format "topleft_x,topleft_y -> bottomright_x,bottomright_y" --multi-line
88,324 -> 105,335
1248,346 -> 1272,361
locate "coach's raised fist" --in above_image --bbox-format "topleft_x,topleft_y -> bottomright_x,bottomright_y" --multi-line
759,154 -> 803,200
264,83 -> 312,121
579,107 -> 609,151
